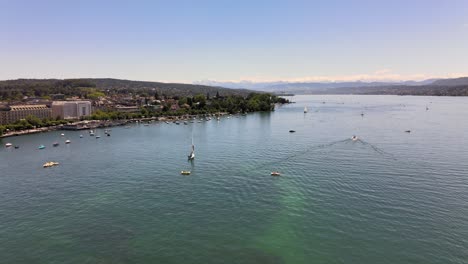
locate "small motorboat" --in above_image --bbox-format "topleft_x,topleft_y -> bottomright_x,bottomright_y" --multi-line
38,145 -> 46,149
65,140 -> 71,144
184,121 -> 188,125
271,172 -> 281,176
304,107 -> 308,113
53,142 -> 60,147
180,170 -> 191,175
60,133 -> 65,136
5,143 -> 12,147
79,135 -> 83,138
351,135 -> 358,141
14,145 -> 19,149
96,135 -> 101,139
107,133 -> 111,136
43,161 -> 59,168
289,130 -> 296,133
405,130 -> 411,133
165,121 -> 169,124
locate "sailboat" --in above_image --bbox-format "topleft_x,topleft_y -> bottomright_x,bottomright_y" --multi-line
188,133 -> 195,160
304,106 -> 308,113
188,143 -> 195,160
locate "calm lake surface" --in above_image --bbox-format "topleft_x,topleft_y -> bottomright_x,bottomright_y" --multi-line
1,95 -> 467,264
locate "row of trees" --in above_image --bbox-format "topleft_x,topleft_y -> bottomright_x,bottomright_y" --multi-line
0,115 -> 70,135
85,93 -> 288,121
0,79 -> 97,101
0,93 -> 289,135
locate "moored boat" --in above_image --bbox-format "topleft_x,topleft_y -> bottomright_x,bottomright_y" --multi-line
180,170 -> 191,175
271,171 -> 281,176
5,143 -> 13,147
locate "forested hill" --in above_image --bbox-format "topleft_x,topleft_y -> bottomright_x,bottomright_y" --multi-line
313,84 -> 468,96
310,77 -> 468,96
265,77 -> 468,96
0,78 -> 253,101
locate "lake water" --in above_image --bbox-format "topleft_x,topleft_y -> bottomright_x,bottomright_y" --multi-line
1,95 -> 468,264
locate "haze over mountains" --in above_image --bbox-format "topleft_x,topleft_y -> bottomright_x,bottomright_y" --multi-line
195,77 -> 468,96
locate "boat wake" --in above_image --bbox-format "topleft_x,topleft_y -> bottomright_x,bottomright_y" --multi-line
257,137 -> 399,172
353,138 -> 397,160
257,139 -> 349,170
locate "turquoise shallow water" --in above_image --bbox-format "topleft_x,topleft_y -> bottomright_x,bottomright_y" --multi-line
1,95 -> 468,263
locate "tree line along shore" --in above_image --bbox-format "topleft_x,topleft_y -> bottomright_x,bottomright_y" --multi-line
0,79 -> 290,136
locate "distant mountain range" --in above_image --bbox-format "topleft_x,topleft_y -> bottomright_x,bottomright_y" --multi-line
196,77 -> 468,96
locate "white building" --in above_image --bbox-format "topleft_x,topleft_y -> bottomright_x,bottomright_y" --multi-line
52,101 -> 92,119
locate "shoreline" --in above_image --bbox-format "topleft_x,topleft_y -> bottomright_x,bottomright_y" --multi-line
1,112 -> 230,138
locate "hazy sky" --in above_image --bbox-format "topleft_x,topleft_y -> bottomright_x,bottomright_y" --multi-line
2,0 -> 468,83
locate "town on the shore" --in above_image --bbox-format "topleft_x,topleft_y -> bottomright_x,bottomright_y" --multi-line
0,80 -> 289,137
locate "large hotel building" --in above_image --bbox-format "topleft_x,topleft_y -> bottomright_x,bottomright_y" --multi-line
0,105 -> 51,125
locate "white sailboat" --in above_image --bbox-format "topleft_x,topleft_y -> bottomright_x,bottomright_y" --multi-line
188,133 -> 195,160
304,106 -> 308,113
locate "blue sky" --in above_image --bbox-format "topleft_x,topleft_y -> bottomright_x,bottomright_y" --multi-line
1,0 -> 468,83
